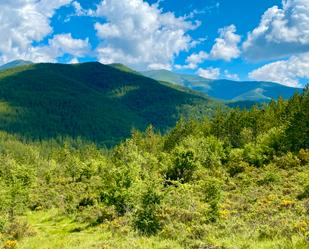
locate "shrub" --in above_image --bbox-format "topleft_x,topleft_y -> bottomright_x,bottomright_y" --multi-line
5,219 -> 36,240
201,179 -> 221,222
243,127 -> 285,167
298,149 -> 309,165
165,147 -> 197,183
133,185 -> 162,235
227,148 -> 248,177
257,172 -> 281,186
297,184 -> 309,200
274,152 -> 301,169
181,136 -> 225,169
76,204 -> 116,226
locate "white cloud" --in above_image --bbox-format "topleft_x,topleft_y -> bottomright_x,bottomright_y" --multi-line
0,0 -> 74,64
93,0 -> 198,70
49,34 -> 90,58
183,51 -> 208,69
197,67 -> 220,79
243,0 -> 309,60
178,24 -> 240,69
209,25 -> 241,61
249,52 -> 309,87
224,70 -> 240,81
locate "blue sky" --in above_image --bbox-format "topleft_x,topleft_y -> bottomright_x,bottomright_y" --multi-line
0,0 -> 308,87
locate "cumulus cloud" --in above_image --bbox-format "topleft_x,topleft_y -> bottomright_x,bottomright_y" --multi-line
0,0 -> 75,64
243,0 -> 309,61
49,34 -> 90,57
178,24 -> 240,69
197,67 -> 220,79
209,25 -> 241,61
93,0 -> 198,70
249,52 -> 309,87
2,32 -> 90,64
176,51 -> 208,70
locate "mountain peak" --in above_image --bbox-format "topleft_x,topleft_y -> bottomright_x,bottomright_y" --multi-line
108,63 -> 138,74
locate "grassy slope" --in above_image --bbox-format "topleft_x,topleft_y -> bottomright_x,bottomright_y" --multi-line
15,163 -> 309,249
0,62 -> 216,146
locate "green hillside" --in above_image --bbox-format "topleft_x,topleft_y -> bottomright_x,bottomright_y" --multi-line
0,62 -> 217,146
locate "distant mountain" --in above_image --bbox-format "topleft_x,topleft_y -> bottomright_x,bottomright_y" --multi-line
0,60 -> 33,71
142,69 -> 302,102
0,62 -> 218,146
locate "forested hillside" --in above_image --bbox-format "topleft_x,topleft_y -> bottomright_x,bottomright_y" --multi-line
0,87 -> 308,249
0,63 -> 216,146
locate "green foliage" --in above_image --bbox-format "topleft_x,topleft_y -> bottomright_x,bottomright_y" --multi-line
257,172 -> 281,186
0,85 -> 309,248
297,184 -> 309,200
165,147 -> 197,183
182,135 -> 225,169
133,185 -> 162,235
201,179 -> 221,222
274,152 -> 301,169
243,127 -> 285,167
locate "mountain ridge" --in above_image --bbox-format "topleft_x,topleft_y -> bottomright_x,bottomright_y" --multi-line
142,69 -> 302,102
0,59 -> 33,71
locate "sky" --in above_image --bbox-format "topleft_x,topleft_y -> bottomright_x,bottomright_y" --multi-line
0,0 -> 308,88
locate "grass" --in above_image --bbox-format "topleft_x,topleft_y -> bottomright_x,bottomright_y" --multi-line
17,210 -> 182,249
9,163 -> 308,249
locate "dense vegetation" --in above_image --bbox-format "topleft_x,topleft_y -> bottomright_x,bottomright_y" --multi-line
0,63 -> 216,146
0,85 -> 308,249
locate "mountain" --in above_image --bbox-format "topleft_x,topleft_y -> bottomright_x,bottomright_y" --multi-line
0,62 -> 217,146
0,59 -> 33,71
142,69 -> 302,102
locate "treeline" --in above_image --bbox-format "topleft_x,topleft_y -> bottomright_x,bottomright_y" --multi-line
0,88 -> 308,248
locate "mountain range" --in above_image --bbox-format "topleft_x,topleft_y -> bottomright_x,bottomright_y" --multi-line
142,69 -> 301,102
0,61 -> 216,146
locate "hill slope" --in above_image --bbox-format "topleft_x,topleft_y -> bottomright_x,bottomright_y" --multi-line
0,60 -> 33,71
0,62 -> 216,146
142,69 -> 301,102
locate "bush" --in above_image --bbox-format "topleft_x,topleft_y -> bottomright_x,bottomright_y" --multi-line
298,149 -> 309,165
201,179 -> 221,222
76,204 -> 116,226
4,219 -> 36,240
243,128 -> 285,167
257,172 -> 281,186
274,152 -> 301,169
297,184 -> 309,200
181,136 -> 225,169
133,185 -> 162,235
227,149 -> 248,177
165,147 -> 197,183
